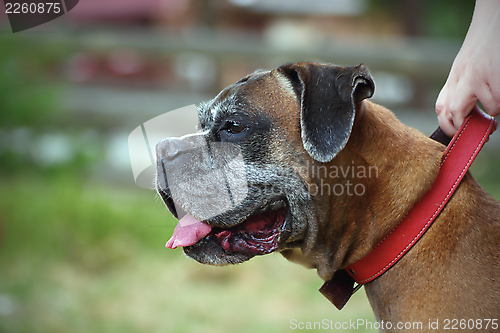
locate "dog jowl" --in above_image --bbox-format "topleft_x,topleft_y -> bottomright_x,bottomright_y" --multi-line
155,62 -> 500,323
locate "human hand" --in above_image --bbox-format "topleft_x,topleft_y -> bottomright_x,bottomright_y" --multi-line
436,1 -> 500,137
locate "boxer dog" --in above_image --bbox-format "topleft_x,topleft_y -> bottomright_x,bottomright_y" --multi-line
156,62 -> 500,330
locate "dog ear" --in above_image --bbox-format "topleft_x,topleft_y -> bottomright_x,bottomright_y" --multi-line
279,63 -> 374,163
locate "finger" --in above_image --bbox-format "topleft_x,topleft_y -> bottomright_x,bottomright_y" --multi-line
436,83 -> 458,136
476,82 -> 500,118
435,86 -> 449,116
449,80 -> 478,130
438,109 -> 459,137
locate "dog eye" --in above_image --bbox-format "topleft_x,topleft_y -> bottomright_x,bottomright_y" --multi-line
221,121 -> 245,135
228,122 -> 245,134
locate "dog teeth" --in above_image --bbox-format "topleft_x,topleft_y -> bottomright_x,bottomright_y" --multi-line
255,200 -> 286,214
270,201 -> 284,211
256,206 -> 266,214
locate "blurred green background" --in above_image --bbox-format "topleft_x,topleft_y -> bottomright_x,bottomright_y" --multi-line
1,1 -> 499,332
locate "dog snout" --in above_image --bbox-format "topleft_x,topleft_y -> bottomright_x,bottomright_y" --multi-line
155,134 -> 208,219
156,137 -> 182,161
155,134 -> 211,190
155,134 -> 206,161
155,138 -> 182,193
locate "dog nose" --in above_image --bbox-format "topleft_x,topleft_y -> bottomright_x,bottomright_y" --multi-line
155,134 -> 207,161
155,137 -> 182,160
155,134 -> 209,192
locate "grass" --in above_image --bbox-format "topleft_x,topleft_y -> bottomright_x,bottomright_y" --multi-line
0,152 -> 498,333
0,172 -> 376,333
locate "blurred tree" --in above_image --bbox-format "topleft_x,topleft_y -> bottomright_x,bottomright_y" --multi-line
368,0 -> 475,39
423,0 -> 475,38
0,34 -> 62,128
0,34 -> 89,173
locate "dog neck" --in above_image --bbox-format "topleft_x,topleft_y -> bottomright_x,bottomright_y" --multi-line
331,101 -> 499,321
345,100 -> 446,256
299,101 -> 444,281
282,100 -> 499,320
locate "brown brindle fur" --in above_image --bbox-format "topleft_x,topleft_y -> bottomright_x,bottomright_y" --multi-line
280,99 -> 500,325
244,69 -> 500,325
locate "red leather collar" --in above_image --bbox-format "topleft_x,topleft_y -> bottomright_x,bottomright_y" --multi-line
320,106 -> 497,309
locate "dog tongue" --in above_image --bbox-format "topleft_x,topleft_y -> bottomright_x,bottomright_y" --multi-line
165,214 -> 213,249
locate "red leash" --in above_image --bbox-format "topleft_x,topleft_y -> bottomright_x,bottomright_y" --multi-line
320,106 -> 497,309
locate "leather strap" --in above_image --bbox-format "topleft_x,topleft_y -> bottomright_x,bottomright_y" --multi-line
320,106 -> 497,309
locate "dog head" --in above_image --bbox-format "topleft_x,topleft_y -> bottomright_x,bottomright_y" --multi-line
156,62 -> 374,267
